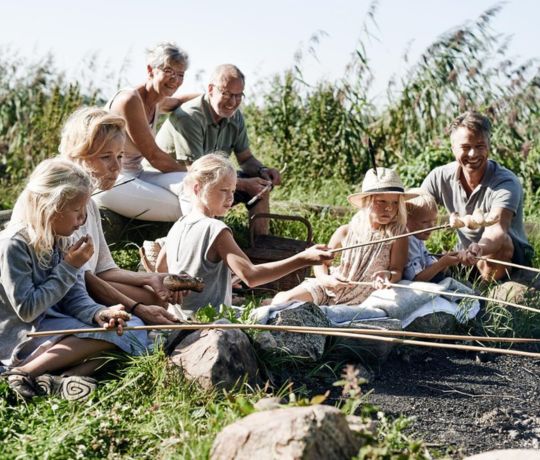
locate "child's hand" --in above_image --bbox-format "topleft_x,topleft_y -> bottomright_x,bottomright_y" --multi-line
64,235 -> 94,269
300,244 -> 334,265
130,304 -> 180,325
440,251 -> 461,267
319,274 -> 352,293
372,270 -> 394,289
462,243 -> 482,266
94,304 -> 130,335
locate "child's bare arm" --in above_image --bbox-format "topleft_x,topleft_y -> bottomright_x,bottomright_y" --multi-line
213,229 -> 332,288
413,251 -> 461,282
313,224 -> 348,279
387,236 -> 409,283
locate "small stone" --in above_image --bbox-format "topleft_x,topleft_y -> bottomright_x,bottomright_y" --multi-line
253,397 -> 281,412
489,281 -> 529,304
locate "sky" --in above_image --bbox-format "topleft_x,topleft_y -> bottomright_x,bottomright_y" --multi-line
0,0 -> 537,102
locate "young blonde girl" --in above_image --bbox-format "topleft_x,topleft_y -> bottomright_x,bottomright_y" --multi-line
272,168 -> 414,306
157,153 -> 333,320
59,106 -> 179,325
0,159 -> 147,400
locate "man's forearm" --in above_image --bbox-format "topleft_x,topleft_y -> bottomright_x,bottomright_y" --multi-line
238,155 -> 264,177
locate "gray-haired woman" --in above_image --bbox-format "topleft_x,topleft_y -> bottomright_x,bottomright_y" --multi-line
94,42 -> 197,221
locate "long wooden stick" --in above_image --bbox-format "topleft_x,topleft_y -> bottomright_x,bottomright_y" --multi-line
27,322 -> 540,344
349,281 -> 540,315
473,255 -> 540,275
329,224 -> 450,254
91,178 -> 136,197
26,323 -> 540,358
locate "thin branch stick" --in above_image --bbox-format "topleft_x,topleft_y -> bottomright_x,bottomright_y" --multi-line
247,184 -> 272,206
349,281 -> 540,315
473,255 -> 540,275
329,224 -> 450,254
91,178 -> 136,197
27,322 -> 540,343
26,323 -> 540,358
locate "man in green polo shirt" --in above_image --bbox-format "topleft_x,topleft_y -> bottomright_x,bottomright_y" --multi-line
156,64 -> 281,235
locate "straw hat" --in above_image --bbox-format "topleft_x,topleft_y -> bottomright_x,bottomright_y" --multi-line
347,167 -> 417,208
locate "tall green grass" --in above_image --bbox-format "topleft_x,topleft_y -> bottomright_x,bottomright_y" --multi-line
0,48 -> 97,208
246,5 -> 540,218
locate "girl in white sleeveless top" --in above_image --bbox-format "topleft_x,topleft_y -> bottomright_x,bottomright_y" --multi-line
157,154 -> 333,320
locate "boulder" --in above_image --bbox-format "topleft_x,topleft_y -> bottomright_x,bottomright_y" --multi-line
254,303 -> 330,362
489,281 -> 530,304
405,311 -> 457,334
210,405 -> 364,460
330,318 -> 402,364
170,323 -> 258,391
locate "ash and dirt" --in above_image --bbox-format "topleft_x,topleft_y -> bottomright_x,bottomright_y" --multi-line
361,349 -> 539,458
276,348 -> 540,459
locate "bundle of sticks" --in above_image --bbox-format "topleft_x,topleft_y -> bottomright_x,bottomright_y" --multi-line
27,323 -> 540,359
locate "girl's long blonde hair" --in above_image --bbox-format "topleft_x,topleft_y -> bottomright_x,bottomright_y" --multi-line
348,194 -> 407,241
183,153 -> 236,207
13,158 -> 92,266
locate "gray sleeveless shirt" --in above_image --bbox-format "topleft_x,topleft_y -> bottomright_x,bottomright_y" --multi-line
165,213 -> 232,319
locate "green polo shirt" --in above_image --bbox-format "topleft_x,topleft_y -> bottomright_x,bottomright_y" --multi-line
155,94 -> 249,163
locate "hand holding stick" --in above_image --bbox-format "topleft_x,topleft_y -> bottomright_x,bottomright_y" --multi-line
247,183 -> 273,206
331,211 -> 500,255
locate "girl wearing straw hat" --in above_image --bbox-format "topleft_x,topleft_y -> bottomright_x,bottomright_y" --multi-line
272,168 -> 415,306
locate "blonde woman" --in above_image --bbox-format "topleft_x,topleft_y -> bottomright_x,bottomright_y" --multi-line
95,42 -> 197,221
59,107 -> 180,326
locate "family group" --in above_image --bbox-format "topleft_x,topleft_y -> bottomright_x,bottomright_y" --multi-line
0,41 -> 532,400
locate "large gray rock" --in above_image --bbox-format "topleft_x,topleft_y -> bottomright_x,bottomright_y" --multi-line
330,318 -> 401,364
254,303 -> 330,362
170,325 -> 258,391
489,281 -> 530,304
210,405 -> 364,460
405,311 -> 457,334
464,449 -> 540,460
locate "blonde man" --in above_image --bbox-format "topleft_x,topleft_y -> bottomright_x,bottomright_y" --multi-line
422,111 -> 533,281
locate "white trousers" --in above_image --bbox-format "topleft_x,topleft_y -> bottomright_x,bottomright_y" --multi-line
93,170 -> 187,222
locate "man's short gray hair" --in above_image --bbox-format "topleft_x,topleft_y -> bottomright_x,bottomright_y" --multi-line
146,42 -> 189,69
209,64 -> 245,86
448,111 -> 492,139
